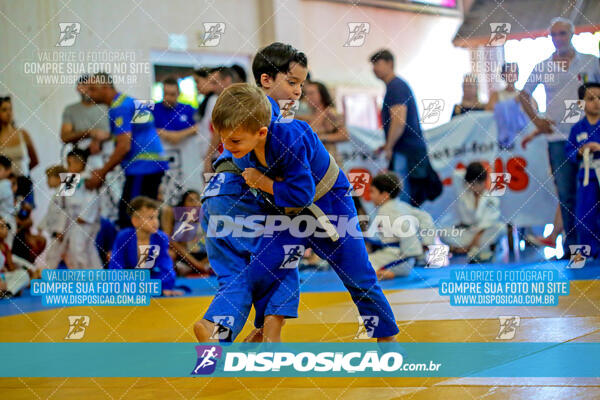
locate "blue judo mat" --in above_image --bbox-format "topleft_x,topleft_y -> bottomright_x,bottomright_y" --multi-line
1,259 -> 599,317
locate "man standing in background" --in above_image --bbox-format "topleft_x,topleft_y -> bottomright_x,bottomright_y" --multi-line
518,17 -> 600,258
153,77 -> 198,202
371,49 -> 431,207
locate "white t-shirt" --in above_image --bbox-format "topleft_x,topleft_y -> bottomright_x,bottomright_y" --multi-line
522,51 -> 600,142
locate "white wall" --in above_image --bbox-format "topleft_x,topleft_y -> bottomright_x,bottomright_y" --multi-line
1,0 -> 470,219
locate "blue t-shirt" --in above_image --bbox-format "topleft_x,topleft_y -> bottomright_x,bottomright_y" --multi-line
566,116 -> 600,179
108,93 -> 169,175
152,102 -> 196,131
382,77 -> 426,154
108,228 -> 175,290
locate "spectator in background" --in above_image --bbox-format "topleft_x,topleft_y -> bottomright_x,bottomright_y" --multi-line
366,172 -> 435,281
60,74 -> 111,170
302,80 -> 349,164
160,189 -> 209,276
370,49 -> 431,206
488,63 -> 537,150
0,156 -> 15,242
230,64 -> 247,83
0,216 -> 30,298
0,96 -> 38,206
61,148 -> 102,268
451,74 -> 485,118
192,67 -> 215,122
109,196 -> 182,296
34,165 -> 68,272
440,162 -> 505,263
518,17 -> 600,258
86,72 -> 169,228
153,76 -> 199,202
202,67 -> 234,173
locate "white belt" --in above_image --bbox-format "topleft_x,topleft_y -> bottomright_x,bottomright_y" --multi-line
582,147 -> 600,188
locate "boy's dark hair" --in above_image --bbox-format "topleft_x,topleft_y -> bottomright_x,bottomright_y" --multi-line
372,172 -> 401,199
193,67 -> 211,78
162,76 -> 179,88
210,66 -> 234,80
0,155 -> 11,169
578,82 -> 600,100
370,49 -> 394,65
252,42 -> 308,87
177,189 -> 200,207
127,196 -> 159,217
67,147 -> 90,164
464,161 -> 487,184
77,74 -> 90,85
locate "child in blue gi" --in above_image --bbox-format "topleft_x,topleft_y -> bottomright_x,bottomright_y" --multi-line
566,82 -> 600,258
109,196 -> 182,296
193,43 -> 308,343
212,83 -> 399,341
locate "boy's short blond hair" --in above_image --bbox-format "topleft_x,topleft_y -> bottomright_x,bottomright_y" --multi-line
45,165 -> 67,178
211,83 -> 272,134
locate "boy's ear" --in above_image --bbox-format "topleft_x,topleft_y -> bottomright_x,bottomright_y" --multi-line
260,73 -> 273,89
257,126 -> 269,137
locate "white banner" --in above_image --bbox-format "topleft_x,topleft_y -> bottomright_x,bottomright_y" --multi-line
339,111 -> 557,227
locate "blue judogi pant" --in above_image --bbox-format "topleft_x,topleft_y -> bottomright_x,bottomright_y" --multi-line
201,173 -> 300,342
575,172 -> 600,259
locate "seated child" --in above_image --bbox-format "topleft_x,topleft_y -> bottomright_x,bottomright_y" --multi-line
440,162 -> 505,263
0,156 -> 15,243
0,216 -> 30,298
109,196 -> 182,297
62,148 -> 102,268
566,82 -> 600,259
367,172 -> 435,280
34,165 -> 69,272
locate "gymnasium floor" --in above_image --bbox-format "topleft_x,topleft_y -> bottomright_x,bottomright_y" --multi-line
1,259 -> 599,399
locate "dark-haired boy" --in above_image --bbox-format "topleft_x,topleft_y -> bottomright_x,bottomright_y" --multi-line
440,162 -> 504,263
213,81 -> 399,341
566,82 -> 600,258
368,172 -> 435,280
109,196 -> 182,296
195,43 -> 307,343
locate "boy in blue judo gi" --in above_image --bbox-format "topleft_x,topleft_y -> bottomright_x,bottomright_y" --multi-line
212,82 -> 399,341
109,196 -> 183,296
193,43 -> 308,343
566,82 -> 600,259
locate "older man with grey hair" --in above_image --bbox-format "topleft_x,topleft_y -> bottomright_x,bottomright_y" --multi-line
518,17 -> 600,258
